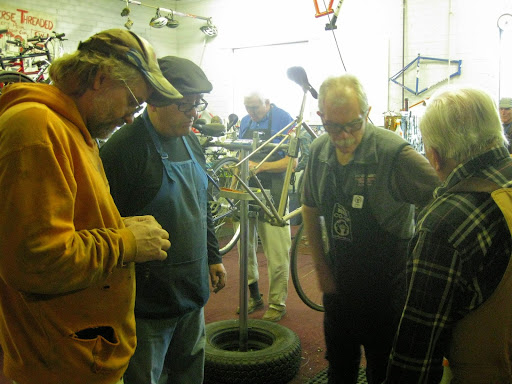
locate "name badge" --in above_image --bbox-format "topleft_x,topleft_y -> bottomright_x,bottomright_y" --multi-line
352,195 -> 364,209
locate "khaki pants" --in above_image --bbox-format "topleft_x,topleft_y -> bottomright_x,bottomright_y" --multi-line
237,214 -> 292,309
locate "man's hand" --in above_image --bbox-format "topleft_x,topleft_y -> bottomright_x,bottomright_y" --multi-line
248,160 -> 261,175
124,215 -> 170,262
209,263 -> 227,293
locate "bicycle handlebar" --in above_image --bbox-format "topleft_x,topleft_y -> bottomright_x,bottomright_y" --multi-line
6,40 -> 21,46
26,32 -> 66,44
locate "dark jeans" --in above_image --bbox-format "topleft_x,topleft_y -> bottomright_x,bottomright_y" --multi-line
323,293 -> 399,384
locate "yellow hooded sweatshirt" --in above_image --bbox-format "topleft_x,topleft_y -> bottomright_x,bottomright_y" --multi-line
0,83 -> 137,384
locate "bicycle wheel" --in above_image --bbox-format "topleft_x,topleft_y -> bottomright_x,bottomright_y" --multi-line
0,71 -> 35,94
208,157 -> 241,255
290,223 -> 324,312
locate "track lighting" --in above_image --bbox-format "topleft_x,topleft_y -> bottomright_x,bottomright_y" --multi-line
120,0 -> 216,35
200,19 -> 218,37
124,18 -> 134,30
166,11 -> 179,28
149,9 -> 168,28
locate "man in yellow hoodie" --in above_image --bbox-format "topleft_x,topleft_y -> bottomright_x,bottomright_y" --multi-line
0,29 -> 180,384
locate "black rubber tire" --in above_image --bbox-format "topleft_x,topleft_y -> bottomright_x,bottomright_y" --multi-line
208,157 -> 241,255
290,223 -> 325,312
204,319 -> 302,384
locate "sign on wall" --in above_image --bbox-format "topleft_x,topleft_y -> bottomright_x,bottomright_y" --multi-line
0,5 -> 57,54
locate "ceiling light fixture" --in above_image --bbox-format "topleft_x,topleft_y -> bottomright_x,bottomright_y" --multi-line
166,11 -> 180,28
120,0 -> 216,34
124,17 -> 134,30
200,19 -> 218,37
149,8 -> 168,28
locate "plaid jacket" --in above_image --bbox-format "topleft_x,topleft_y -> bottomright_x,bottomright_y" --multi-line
386,146 -> 512,383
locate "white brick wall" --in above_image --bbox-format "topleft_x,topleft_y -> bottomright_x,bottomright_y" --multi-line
4,0 -> 512,126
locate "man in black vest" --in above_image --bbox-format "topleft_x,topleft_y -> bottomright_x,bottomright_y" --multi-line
301,74 -> 439,383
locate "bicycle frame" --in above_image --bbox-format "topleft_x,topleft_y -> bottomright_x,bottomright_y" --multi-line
206,84 -> 318,228
1,32 -> 65,82
313,0 -> 335,17
234,95 -> 317,225
389,54 -> 462,96
313,0 -> 344,30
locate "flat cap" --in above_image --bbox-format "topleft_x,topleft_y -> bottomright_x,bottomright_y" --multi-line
157,56 -> 213,95
500,97 -> 512,108
77,29 -> 182,106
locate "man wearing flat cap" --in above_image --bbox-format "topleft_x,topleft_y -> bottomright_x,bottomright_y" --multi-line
0,29 -> 178,384
499,97 -> 512,152
100,56 -> 227,384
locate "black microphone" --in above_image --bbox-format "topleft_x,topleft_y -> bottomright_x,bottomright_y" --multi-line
227,114 -> 238,130
287,66 -> 318,99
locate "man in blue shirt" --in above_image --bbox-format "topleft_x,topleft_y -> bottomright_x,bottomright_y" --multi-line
237,91 -> 296,322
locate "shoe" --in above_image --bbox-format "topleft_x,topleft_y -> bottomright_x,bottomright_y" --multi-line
236,296 -> 264,314
262,307 -> 286,322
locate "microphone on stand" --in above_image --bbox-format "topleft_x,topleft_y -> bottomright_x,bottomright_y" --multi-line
286,66 -> 318,99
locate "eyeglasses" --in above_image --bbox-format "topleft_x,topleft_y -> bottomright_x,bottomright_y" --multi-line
319,114 -> 366,135
245,105 -> 261,112
121,79 -> 145,115
173,99 -> 208,113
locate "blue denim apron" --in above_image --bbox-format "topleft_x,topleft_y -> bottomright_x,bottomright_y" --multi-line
134,121 -> 209,319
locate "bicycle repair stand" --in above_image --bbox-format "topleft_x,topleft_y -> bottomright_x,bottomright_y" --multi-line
213,136 -> 295,352
204,67 -> 317,358
219,141 -> 261,351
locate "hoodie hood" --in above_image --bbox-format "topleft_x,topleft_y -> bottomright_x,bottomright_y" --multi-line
0,83 -> 94,145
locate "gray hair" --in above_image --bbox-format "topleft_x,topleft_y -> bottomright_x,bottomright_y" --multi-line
420,86 -> 506,163
317,74 -> 369,114
49,50 -> 141,97
244,90 -> 269,104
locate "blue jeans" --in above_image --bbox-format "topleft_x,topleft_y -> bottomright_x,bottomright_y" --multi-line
124,308 -> 205,384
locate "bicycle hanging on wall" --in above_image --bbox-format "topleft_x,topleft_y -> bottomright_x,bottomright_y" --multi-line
389,53 -> 462,96
0,30 -> 66,94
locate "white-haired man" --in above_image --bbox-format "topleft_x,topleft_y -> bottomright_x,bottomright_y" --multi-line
237,91 -> 296,322
386,87 -> 512,383
301,74 -> 440,383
